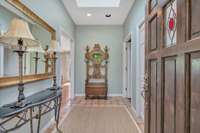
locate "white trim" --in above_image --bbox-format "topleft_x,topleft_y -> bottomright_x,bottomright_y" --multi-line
135,16 -> 145,119
52,105 -> 74,133
122,32 -> 133,99
124,105 -> 143,133
58,28 -> 75,100
41,101 -> 71,133
75,93 -> 85,96
40,117 -> 55,133
108,93 -> 123,97
124,32 -> 132,43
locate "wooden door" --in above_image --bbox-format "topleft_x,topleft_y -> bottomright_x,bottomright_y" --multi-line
145,0 -> 200,133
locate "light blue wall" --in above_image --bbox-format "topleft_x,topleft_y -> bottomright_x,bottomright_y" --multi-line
21,0 -> 75,39
75,25 -> 124,95
124,0 -> 146,108
0,0 -> 75,131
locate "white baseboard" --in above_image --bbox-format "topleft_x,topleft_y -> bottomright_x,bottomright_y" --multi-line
40,117 -> 55,133
40,101 -> 71,133
124,106 -> 143,133
52,104 -> 73,133
108,93 -> 123,97
75,93 -> 85,96
131,105 -> 137,116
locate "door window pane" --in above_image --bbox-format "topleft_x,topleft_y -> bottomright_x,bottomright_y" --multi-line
164,0 -> 177,47
151,0 -> 157,10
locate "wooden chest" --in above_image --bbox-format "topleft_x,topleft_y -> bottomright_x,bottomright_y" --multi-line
85,83 -> 107,99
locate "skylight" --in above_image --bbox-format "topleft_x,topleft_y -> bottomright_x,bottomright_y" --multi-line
76,0 -> 121,7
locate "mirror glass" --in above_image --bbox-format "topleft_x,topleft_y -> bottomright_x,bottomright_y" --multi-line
0,5 -> 52,77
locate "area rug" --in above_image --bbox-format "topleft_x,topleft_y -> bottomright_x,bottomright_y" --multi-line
59,105 -> 140,133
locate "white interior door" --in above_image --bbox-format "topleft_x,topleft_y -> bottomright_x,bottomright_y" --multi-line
124,41 -> 132,98
125,46 -> 128,97
127,42 -> 132,98
138,22 -> 145,119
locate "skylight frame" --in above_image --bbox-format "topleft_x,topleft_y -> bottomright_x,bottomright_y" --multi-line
76,0 -> 121,7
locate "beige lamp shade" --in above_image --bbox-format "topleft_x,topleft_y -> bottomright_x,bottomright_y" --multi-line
48,40 -> 62,53
0,18 -> 39,50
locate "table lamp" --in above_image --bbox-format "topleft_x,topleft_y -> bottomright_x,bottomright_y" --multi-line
26,45 -> 45,74
0,18 -> 40,107
48,40 -> 61,89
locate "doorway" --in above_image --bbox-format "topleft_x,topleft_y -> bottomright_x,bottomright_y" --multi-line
123,33 -> 132,101
136,20 -> 145,120
59,31 -> 75,111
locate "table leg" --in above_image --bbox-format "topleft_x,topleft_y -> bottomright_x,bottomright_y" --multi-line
30,108 -> 33,133
55,97 -> 61,133
57,97 -> 61,125
37,105 -> 42,133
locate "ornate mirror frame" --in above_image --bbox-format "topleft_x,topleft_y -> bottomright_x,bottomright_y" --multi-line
0,0 -> 56,88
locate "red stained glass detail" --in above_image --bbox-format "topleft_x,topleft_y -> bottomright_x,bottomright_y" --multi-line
169,18 -> 175,30
165,0 -> 177,45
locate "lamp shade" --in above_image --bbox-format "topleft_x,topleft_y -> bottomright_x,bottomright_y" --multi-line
48,40 -> 61,53
0,18 -> 39,50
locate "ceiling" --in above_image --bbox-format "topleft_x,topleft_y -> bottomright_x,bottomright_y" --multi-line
61,0 -> 135,25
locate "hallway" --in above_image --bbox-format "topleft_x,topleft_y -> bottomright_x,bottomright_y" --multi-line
1,0 -> 200,133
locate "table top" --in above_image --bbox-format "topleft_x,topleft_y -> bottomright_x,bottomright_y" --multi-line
0,87 -> 61,118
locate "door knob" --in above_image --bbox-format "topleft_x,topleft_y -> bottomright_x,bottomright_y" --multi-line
143,73 -> 150,105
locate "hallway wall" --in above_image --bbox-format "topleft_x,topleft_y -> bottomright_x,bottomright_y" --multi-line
124,0 -> 146,111
0,0 -> 75,132
75,25 -> 123,95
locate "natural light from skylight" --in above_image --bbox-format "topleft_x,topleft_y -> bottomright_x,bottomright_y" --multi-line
76,0 -> 121,7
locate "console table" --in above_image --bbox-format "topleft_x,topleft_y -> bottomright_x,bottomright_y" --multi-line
0,87 -> 62,133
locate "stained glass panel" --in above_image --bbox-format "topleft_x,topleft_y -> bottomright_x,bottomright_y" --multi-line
164,0 -> 177,47
92,52 -> 102,64
150,0 -> 157,10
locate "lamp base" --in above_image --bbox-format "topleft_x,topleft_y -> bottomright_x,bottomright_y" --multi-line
50,76 -> 58,90
3,100 -> 31,109
18,83 -> 25,102
50,85 -> 59,91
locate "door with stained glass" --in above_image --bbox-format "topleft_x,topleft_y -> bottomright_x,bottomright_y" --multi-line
145,0 -> 200,133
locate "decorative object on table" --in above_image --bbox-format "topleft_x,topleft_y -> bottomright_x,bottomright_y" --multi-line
48,40 -> 61,89
85,44 -> 109,99
0,18 -> 40,107
44,45 -> 51,73
26,45 -> 45,74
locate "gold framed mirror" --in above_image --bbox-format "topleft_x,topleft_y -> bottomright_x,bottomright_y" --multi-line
0,0 -> 56,88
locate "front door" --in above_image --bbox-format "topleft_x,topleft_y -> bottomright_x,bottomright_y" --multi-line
145,0 -> 200,133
